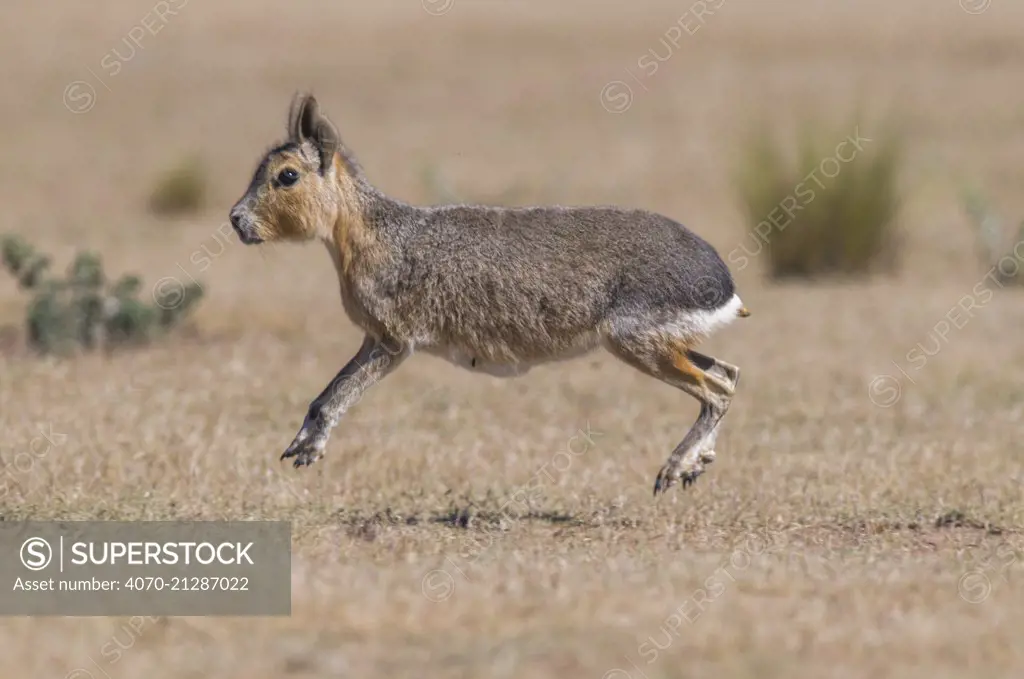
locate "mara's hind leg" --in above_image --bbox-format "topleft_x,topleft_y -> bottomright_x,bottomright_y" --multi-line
684,349 -> 741,467
604,333 -> 738,495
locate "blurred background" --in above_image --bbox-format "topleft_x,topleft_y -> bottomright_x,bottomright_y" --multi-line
1,0 -> 1023,677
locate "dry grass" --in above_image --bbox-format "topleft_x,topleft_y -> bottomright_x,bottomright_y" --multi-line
1,0 -> 1024,677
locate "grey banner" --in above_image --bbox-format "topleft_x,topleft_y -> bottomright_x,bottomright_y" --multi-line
0,521 -> 291,616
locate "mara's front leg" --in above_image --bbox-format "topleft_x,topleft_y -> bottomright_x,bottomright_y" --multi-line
282,334 -> 410,468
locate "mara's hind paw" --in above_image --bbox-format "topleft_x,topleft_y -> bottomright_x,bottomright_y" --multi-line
652,451 -> 716,496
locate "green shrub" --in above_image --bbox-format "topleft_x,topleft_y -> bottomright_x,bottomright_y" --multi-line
1,235 -> 203,356
148,156 -> 207,216
962,188 -> 1024,285
734,119 -> 903,279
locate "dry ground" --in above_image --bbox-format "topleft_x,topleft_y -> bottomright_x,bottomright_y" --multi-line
1,0 -> 1023,677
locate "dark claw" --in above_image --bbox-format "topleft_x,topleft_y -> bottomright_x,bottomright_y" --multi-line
653,468 -> 676,496
653,462 -> 706,496
681,466 -> 703,488
280,438 -> 323,469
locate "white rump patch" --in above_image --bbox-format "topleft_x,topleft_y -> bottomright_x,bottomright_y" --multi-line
661,293 -> 745,342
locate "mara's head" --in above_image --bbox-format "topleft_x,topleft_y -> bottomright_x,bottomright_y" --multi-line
230,93 -> 359,245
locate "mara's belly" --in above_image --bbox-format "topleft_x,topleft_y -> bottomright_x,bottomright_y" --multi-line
422,334 -> 601,378
435,348 -> 535,378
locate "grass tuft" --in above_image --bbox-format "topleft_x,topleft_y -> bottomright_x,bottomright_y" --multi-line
962,187 -> 1024,285
734,117 -> 904,279
148,155 -> 207,217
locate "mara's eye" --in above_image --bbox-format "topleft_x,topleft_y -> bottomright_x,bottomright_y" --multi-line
276,168 -> 299,187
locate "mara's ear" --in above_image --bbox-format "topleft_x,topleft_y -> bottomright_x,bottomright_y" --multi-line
287,93 -> 339,175
287,92 -> 313,142
311,114 -> 339,176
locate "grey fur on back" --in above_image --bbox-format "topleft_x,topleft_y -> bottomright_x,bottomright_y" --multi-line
355,195 -> 736,363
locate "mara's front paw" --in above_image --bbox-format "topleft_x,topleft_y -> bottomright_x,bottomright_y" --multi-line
280,413 -> 330,468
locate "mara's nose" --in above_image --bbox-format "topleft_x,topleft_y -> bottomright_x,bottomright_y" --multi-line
229,207 -> 263,245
